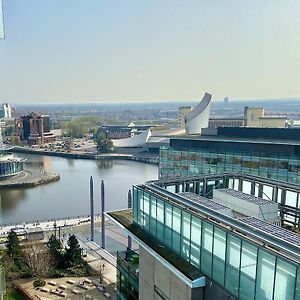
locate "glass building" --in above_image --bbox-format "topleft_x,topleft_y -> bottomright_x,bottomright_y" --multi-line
107,173 -> 300,300
160,135 -> 300,185
0,129 -> 24,178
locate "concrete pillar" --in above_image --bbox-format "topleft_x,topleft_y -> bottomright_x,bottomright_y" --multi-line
101,180 -> 106,249
250,181 -> 255,195
127,190 -> 132,250
202,180 -> 207,196
272,186 -> 278,202
258,184 -> 264,198
90,176 -> 94,241
175,185 -> 179,193
195,182 -> 200,194
280,189 -> 286,222
238,179 -> 243,192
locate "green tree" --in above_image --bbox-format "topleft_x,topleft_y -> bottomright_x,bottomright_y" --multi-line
65,235 -> 82,267
95,133 -> 113,153
6,230 -> 22,259
47,234 -> 63,267
61,116 -> 103,138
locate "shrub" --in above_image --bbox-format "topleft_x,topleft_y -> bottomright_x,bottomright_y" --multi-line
33,278 -> 45,288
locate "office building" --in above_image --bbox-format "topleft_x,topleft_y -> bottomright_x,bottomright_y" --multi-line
160,127 -> 300,185
15,113 -> 55,145
107,173 -> 300,300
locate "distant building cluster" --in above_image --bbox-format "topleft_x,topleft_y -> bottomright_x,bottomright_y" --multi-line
179,104 -> 288,130
15,112 -> 56,146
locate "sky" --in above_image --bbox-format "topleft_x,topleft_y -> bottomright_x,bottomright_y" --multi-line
0,0 -> 300,104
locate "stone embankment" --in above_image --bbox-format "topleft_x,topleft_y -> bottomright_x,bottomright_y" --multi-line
0,169 -> 60,189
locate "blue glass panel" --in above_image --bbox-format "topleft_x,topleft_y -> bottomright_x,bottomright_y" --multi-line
212,227 -> 226,285
239,241 -> 257,300
273,258 -> 296,300
225,234 -> 240,296
190,216 -> 201,268
201,221 -> 213,277
255,249 -> 275,300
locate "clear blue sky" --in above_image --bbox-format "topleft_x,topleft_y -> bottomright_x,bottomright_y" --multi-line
0,0 -> 299,103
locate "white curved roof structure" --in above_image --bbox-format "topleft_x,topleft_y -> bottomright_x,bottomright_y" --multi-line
112,128 -> 151,148
185,92 -> 212,135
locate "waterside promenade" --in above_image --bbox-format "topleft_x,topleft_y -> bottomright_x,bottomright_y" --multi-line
12,146 -> 159,164
0,169 -> 60,189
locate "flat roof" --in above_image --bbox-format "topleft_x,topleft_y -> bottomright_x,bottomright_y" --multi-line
107,209 -> 203,282
240,217 -> 300,247
216,189 -> 272,206
170,135 -> 300,146
179,192 -> 229,211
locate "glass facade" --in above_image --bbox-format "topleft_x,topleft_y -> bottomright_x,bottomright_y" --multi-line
0,149 -> 24,178
160,146 -> 300,185
116,251 -> 139,300
133,186 -> 300,300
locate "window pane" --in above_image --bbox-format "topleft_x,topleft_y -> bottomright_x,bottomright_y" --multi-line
172,207 -> 181,254
274,259 -> 297,300
181,212 -> 191,262
225,234 -> 241,296
201,221 -> 213,277
164,204 -> 172,248
156,199 -> 164,242
190,216 -> 201,268
149,196 -> 157,236
255,249 -> 275,300
239,241 -> 257,300
212,228 -> 226,285
295,268 -> 300,300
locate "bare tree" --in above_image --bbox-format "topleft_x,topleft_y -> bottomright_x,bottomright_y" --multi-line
23,243 -> 54,278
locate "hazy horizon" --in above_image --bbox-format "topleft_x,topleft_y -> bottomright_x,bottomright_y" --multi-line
1,1 -> 300,104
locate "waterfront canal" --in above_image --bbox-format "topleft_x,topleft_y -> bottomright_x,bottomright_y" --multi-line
0,154 -> 158,225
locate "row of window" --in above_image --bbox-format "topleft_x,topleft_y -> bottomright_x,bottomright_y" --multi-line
0,161 -> 23,176
160,147 -> 300,185
133,187 -> 300,300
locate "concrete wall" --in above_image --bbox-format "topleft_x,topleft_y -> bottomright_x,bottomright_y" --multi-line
139,246 -> 202,300
139,246 -> 236,300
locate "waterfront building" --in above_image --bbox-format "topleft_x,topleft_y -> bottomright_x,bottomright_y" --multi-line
107,173 -> 300,300
0,128 -> 24,178
15,113 -> 56,145
160,127 -> 300,185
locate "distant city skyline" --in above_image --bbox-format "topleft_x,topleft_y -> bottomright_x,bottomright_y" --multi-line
0,0 -> 299,104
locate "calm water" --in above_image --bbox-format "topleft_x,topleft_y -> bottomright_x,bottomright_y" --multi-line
0,154 -> 158,225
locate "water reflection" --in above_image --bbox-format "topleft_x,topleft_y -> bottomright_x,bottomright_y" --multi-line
0,154 -> 158,225
96,160 -> 113,169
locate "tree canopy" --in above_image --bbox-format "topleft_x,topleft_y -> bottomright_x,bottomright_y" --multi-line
61,116 -> 103,138
65,235 -> 82,267
6,230 -> 22,259
95,132 -> 113,153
